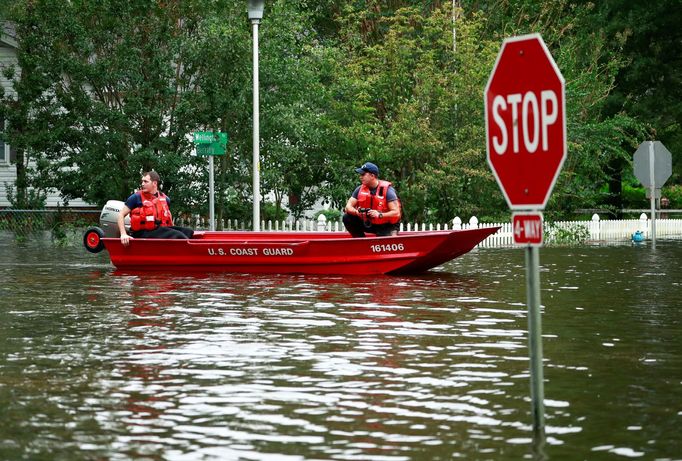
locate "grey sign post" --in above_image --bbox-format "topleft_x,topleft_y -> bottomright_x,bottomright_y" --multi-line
633,141 -> 672,248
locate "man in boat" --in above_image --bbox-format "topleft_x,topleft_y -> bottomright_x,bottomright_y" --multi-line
117,171 -> 194,246
343,162 -> 402,237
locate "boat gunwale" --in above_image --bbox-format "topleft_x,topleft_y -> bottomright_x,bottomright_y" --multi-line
101,226 -> 501,245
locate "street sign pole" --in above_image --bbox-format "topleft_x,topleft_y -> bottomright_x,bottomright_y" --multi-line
515,211 -> 545,433
526,245 -> 544,436
209,155 -> 215,231
648,141 -> 656,248
252,20 -> 261,232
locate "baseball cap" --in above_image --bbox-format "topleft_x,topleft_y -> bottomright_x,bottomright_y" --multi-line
354,162 -> 379,176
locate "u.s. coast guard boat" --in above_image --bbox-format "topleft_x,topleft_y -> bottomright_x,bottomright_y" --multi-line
84,201 -> 499,275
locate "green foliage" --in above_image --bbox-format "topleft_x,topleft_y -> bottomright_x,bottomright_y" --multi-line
2,0 -> 214,207
597,0 -> 682,182
316,1 -> 647,222
621,184 -> 647,209
1,0 -> 674,222
50,210 -> 92,246
50,221 -> 69,246
261,201 -> 288,223
544,222 -> 590,246
315,208 -> 342,222
620,184 -> 682,209
325,5 -> 505,222
663,185 -> 682,208
4,184 -> 46,209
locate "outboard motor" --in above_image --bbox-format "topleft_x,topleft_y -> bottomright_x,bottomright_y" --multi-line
83,200 -> 131,253
99,200 -> 130,237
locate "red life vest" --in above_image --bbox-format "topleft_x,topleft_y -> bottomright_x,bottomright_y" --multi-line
129,191 -> 173,231
357,180 -> 401,224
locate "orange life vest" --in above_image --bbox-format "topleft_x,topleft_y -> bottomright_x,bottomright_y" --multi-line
130,191 -> 173,231
357,180 -> 401,224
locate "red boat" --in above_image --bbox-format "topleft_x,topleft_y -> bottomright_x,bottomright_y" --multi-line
85,227 -> 500,275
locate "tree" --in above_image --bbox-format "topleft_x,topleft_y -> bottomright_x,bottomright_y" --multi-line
316,2 -> 642,220
0,1 -> 252,217
1,0 -> 660,222
600,0 -> 682,165
258,0 -> 335,219
1,0 -> 342,223
595,0 -> 682,210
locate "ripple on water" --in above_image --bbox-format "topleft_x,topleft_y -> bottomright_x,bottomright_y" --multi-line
2,240 -> 682,459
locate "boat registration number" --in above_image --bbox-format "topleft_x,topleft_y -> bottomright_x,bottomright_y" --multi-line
370,243 -> 405,253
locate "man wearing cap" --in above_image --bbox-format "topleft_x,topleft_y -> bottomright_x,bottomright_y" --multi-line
343,162 -> 402,237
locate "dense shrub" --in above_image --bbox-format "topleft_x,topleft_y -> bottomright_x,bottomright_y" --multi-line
662,185 -> 682,208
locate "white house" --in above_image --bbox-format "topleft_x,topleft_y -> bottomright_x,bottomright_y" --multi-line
1,22 -> 90,208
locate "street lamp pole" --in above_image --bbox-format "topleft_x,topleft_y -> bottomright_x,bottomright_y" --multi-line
248,0 -> 264,231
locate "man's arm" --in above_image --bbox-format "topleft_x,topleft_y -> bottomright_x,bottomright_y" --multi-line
118,205 -> 132,246
365,199 -> 400,220
344,196 -> 360,216
385,187 -> 401,220
385,199 -> 401,219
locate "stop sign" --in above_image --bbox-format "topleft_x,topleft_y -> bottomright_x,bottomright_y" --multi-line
485,34 -> 566,210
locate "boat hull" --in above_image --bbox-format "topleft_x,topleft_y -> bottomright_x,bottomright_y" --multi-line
102,227 -> 500,275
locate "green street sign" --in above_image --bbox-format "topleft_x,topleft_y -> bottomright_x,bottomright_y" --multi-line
193,131 -> 228,156
196,144 -> 224,156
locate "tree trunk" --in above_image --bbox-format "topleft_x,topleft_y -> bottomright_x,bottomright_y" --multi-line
14,147 -> 28,208
605,156 -> 625,218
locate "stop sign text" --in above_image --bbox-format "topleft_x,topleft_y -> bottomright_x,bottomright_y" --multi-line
491,90 -> 559,155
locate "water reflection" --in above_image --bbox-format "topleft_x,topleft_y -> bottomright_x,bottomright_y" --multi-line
1,236 -> 681,459
71,270 -> 536,460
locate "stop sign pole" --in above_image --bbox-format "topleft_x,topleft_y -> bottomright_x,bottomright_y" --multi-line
485,33 -> 566,438
633,141 -> 673,249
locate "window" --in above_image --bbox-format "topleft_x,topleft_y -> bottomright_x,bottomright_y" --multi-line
0,117 -> 11,165
0,117 -> 7,164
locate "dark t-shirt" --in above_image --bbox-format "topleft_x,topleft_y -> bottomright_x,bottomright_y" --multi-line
125,192 -> 170,210
352,185 -> 398,202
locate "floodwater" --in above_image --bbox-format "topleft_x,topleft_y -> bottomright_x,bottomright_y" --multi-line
0,233 -> 681,460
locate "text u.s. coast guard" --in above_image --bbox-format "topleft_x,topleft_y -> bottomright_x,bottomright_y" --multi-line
208,247 -> 294,256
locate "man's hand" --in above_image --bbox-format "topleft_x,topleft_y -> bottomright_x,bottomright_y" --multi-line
120,232 -> 133,246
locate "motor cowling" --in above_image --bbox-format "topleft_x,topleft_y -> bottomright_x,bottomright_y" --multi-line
99,200 -> 130,238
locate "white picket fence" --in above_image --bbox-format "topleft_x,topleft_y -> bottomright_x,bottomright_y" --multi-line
476,214 -> 682,247
190,213 -> 682,248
